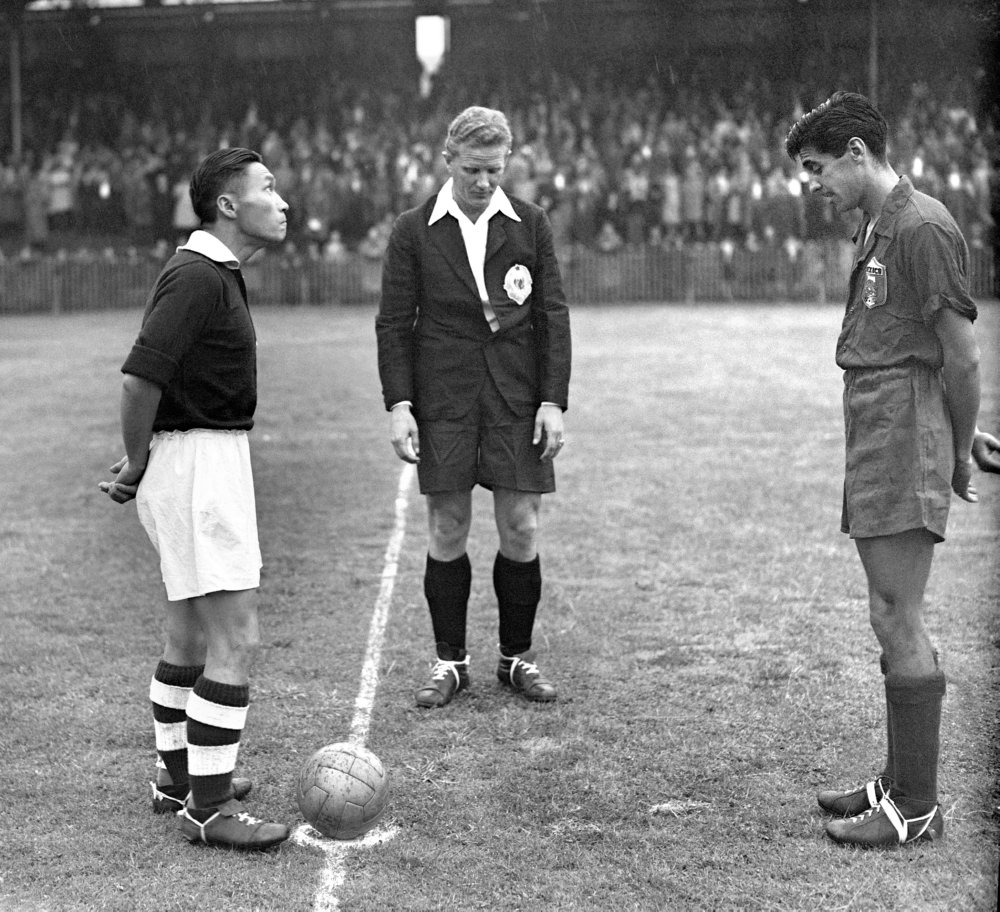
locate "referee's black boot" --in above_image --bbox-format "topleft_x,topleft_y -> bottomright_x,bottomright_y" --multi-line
497,650 -> 557,702
415,643 -> 470,708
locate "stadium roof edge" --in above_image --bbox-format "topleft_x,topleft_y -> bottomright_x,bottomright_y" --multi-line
17,0 -> 563,22
18,0 -> 705,18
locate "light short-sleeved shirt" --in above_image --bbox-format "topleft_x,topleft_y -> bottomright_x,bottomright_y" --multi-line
836,176 -> 978,371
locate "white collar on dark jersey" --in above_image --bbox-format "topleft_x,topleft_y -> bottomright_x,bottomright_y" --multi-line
178,230 -> 240,269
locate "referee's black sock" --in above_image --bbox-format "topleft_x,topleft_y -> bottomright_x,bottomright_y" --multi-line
424,553 -> 471,657
494,551 -> 541,658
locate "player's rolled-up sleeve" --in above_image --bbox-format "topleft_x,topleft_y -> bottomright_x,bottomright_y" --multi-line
120,262 -> 217,388
121,343 -> 178,388
911,223 -> 978,325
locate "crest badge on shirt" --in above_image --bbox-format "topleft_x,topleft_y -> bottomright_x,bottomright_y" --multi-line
862,257 -> 887,309
503,264 -> 532,305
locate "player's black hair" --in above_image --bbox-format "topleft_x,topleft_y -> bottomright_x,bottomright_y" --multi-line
785,91 -> 888,164
189,148 -> 263,225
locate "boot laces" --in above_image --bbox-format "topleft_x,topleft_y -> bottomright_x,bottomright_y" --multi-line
235,811 -> 263,826
849,805 -> 881,824
430,658 -> 465,682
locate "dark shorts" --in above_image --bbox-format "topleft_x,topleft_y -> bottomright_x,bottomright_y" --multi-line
416,375 -> 556,495
841,363 -> 953,542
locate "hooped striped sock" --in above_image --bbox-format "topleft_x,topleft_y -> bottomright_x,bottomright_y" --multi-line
149,661 -> 204,788
186,676 -> 249,810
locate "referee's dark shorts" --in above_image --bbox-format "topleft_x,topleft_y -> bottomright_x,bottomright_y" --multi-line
415,372 -> 556,495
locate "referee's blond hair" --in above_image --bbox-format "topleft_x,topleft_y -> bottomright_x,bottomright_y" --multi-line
443,106 -> 512,161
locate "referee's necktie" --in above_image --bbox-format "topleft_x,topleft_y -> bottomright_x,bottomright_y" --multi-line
480,295 -> 500,333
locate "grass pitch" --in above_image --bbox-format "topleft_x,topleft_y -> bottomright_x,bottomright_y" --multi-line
0,301 -> 997,912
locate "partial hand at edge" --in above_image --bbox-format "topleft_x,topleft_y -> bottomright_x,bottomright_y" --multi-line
972,429 -> 1000,474
389,405 -> 420,464
534,403 -> 565,462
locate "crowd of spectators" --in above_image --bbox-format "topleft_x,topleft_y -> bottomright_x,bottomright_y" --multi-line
0,60 -> 995,263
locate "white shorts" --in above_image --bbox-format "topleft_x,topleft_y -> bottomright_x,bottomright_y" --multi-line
136,429 -> 261,601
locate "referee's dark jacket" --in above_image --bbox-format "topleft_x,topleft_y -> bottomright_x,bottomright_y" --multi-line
375,191 -> 571,422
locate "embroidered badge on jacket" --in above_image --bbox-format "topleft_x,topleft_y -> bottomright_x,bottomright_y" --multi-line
862,257 -> 887,309
503,264 -> 532,305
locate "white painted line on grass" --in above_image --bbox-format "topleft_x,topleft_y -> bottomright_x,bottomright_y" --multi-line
349,461 -> 416,746
294,823 -> 401,852
292,462 -> 415,912
292,823 -> 402,912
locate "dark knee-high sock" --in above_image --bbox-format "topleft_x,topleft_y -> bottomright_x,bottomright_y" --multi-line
494,552 -> 541,658
150,661 -> 203,789
424,553 -> 471,659
886,670 -> 946,810
186,676 -> 249,810
882,650 -> 940,785
880,653 -> 894,783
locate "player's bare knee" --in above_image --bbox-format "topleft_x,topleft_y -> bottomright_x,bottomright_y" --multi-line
499,520 -> 537,557
237,639 -> 262,671
868,588 -> 898,621
164,629 -> 207,665
209,635 -> 260,675
429,515 -> 470,554
428,497 -> 471,545
868,609 -> 893,646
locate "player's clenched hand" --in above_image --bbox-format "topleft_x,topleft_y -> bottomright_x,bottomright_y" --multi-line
952,455 -> 978,503
534,403 -> 565,462
972,429 -> 1000,474
99,455 -> 145,504
389,404 -> 420,464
